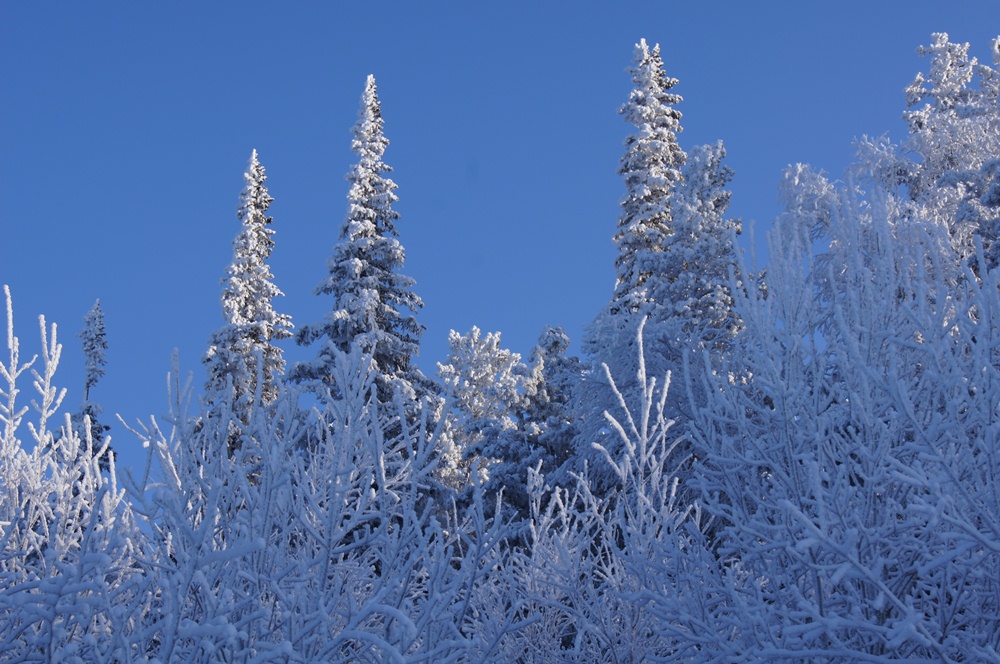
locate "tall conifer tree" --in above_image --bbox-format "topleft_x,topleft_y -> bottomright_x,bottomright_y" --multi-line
576,40 -> 690,492
582,39 -> 688,373
612,38 -> 686,315
203,150 -> 292,440
294,76 -> 432,405
578,41 -> 740,494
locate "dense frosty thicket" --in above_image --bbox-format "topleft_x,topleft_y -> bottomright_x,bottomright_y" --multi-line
2,33 -> 1000,662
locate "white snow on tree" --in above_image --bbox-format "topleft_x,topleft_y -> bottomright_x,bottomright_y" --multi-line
437,326 -> 524,494
437,325 -> 585,516
652,140 -> 742,353
901,33 -> 1000,264
203,149 -> 293,446
578,41 -> 741,495
612,38 -> 685,315
294,75 -> 434,407
582,38 -> 689,397
498,325 -> 583,516
577,38 -> 689,493
80,299 -> 107,402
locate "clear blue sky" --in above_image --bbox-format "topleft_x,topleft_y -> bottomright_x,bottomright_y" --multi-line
3,2 -> 998,475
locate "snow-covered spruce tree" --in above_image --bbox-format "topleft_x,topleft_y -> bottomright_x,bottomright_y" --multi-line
0,287 -> 151,660
71,298 -> 113,471
648,140 -> 742,489
582,37 -> 686,375
79,300 -> 108,404
578,40 -> 741,495
520,327 -> 582,477
203,149 -> 292,450
294,75 -> 435,409
651,140 -> 742,355
575,39 -> 687,493
610,38 -> 685,316
436,326 -> 525,497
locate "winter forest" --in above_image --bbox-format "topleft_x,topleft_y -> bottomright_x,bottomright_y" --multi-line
3,32 -> 1000,661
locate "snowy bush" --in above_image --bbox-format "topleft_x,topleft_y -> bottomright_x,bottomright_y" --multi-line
0,287 -> 149,662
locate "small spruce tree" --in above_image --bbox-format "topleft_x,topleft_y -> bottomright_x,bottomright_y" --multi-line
502,325 -> 583,515
73,299 -> 112,471
652,141 -> 741,354
437,326 -> 524,494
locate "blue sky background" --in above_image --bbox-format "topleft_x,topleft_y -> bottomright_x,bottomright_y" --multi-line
3,2 -> 998,475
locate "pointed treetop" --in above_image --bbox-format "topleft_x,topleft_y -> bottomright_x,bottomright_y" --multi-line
622,39 -> 682,131
240,149 -> 273,228
352,75 -> 389,170
362,74 -> 379,118
75,298 -> 113,469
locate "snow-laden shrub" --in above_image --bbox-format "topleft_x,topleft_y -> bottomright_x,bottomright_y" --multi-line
0,287 -> 149,662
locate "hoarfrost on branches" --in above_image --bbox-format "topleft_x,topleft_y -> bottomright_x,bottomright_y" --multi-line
3,33 -> 1000,663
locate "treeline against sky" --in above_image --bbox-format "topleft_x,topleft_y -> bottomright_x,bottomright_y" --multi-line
2,34 -> 1000,661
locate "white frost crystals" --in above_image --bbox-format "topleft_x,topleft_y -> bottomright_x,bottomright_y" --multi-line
5,33 -> 1000,661
0,286 -> 144,661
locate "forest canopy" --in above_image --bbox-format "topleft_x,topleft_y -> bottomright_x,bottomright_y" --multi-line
2,33 -> 1000,662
